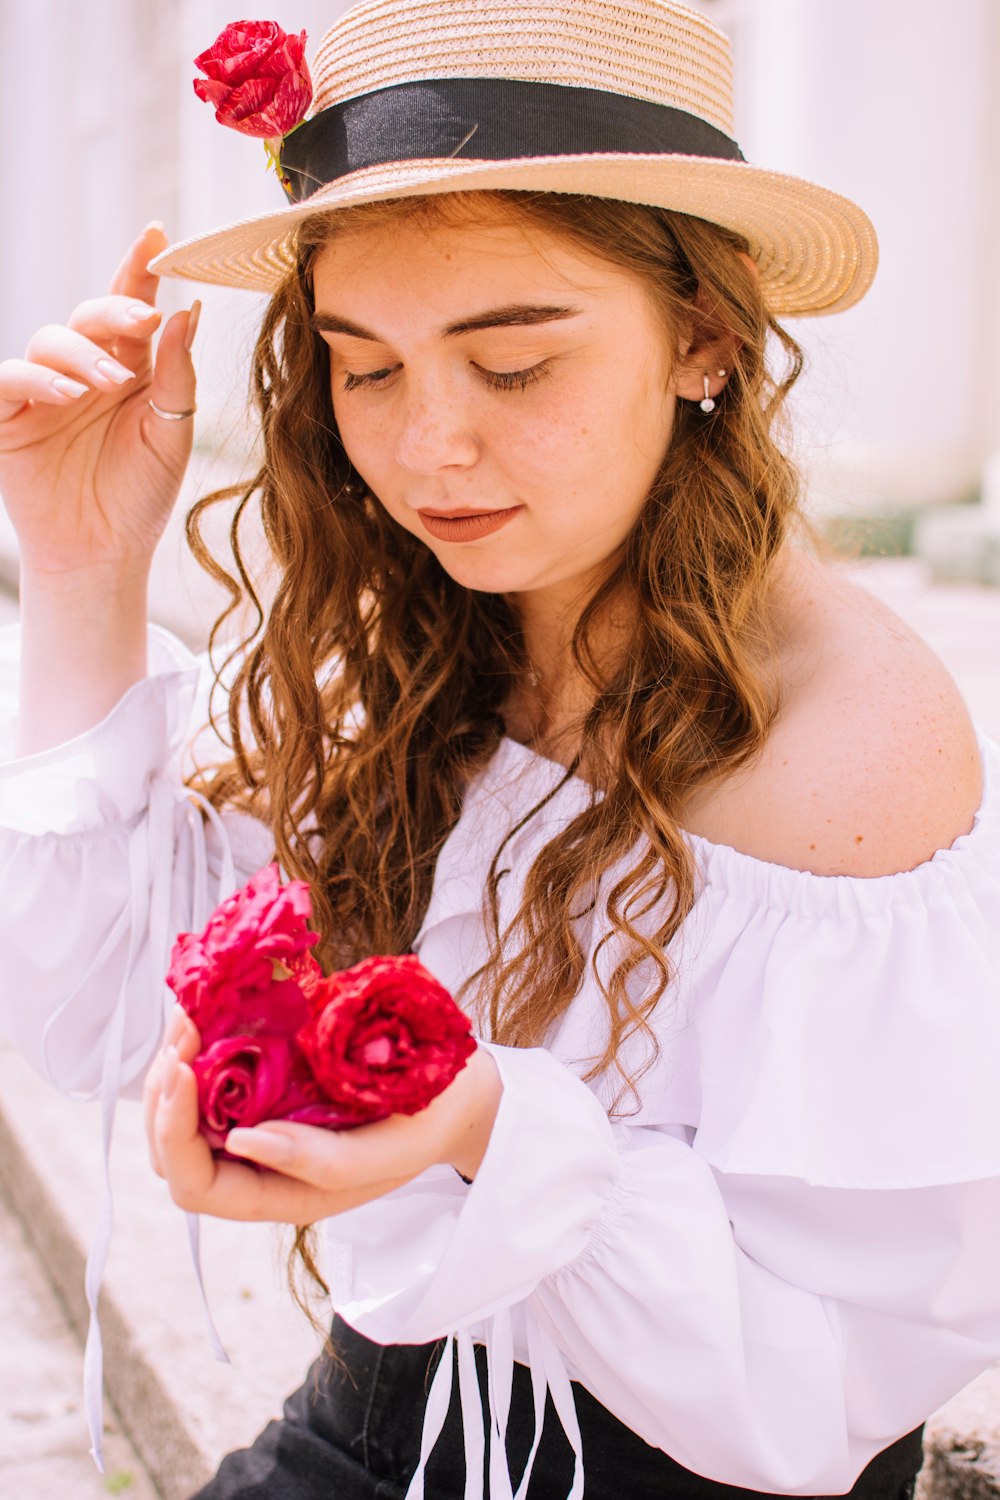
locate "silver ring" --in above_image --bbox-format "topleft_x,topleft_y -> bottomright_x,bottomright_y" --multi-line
147,398 -> 197,421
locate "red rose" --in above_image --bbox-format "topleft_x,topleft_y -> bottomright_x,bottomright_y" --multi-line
297,956 -> 477,1123
167,863 -> 320,1042
193,20 -> 313,140
166,870 -> 475,1154
192,1033 -> 338,1149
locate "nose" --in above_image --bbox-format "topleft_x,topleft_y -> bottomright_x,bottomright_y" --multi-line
394,383 -> 480,475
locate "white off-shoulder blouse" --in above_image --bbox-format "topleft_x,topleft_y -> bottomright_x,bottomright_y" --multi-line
1,623 -> 1000,1498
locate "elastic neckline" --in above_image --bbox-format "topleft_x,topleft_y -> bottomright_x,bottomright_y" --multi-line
490,730 -> 998,904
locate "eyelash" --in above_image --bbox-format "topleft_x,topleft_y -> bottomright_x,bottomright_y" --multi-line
340,362 -> 551,394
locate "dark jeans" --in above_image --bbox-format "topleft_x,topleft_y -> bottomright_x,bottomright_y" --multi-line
191,1317 -> 925,1500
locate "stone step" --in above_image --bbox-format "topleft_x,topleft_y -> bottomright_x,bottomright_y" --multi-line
0,1185 -> 159,1500
0,1040 -> 323,1500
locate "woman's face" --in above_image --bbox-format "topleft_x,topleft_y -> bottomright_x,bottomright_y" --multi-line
311,205 -> 679,605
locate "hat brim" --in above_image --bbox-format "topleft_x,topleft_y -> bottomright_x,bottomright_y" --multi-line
149,152 -> 877,317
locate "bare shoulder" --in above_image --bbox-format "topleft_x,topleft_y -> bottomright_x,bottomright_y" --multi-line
682,551 -> 984,877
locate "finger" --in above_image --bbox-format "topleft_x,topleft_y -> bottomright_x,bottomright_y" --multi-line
109,221 -> 168,305
168,1158 -> 346,1223
163,1003 -> 188,1048
23,324 -> 138,395
144,304 -> 199,435
66,294 -> 163,379
226,1115 -> 429,1193
145,1010 -> 201,1177
67,294 -> 163,341
151,1067 -> 332,1221
175,1149 -> 412,1223
143,1052 -> 167,1177
0,358 -> 90,422
164,1004 -> 201,1060
156,1058 -> 219,1206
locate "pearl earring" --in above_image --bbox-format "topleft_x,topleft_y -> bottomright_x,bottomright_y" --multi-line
700,375 -> 716,414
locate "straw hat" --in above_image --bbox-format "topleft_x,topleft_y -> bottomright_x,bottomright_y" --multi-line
151,0 -> 878,316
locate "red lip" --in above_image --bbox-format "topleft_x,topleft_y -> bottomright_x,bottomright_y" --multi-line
417,507 -> 505,519
417,506 -> 523,543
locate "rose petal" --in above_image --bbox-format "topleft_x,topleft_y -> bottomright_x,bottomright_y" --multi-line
193,1032 -> 321,1137
194,21 -> 282,84
298,956 -> 475,1117
193,25 -> 312,138
166,864 -> 322,1039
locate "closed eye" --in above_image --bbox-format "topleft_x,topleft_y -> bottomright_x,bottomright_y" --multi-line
341,367 -> 396,391
339,361 -> 552,393
478,362 -> 551,392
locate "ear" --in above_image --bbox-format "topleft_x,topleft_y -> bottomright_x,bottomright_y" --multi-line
672,252 -> 758,407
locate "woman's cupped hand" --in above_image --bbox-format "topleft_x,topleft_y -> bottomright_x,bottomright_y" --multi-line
143,1007 -> 503,1225
0,223 -> 198,580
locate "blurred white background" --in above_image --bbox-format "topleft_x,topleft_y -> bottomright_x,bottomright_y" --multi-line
0,0 -> 999,635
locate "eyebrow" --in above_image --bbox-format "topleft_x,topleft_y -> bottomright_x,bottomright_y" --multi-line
308,302 -> 583,341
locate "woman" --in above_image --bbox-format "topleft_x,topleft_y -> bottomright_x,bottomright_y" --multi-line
1,2 -> 998,1498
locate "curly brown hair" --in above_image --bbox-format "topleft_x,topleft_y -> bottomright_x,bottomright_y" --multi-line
188,189 -> 805,1115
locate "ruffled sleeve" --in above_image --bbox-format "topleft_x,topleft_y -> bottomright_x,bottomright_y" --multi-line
324,732 -> 1000,1497
0,622 -> 272,1099
681,743 -> 1000,1188
0,620 -> 276,1469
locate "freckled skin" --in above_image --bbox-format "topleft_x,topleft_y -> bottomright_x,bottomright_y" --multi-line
309,207 -> 983,881
311,212 -> 678,615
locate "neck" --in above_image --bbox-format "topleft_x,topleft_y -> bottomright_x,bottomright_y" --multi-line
506,580 -> 633,757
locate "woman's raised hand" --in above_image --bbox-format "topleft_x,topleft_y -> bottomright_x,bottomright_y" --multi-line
6,223 -> 202,757
0,222 -> 198,579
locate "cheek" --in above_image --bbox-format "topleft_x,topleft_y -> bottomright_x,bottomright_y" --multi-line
518,374 -> 672,490
330,390 -> 392,475
491,381 -> 609,477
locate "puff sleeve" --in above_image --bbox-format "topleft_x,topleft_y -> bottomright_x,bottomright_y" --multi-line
323,734 -> 1000,1497
0,623 -> 272,1099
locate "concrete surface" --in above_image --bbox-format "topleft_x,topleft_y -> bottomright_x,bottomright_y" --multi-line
920,1368 -> 1000,1500
0,1038 -> 324,1500
0,1185 -> 158,1499
0,554 -> 997,1497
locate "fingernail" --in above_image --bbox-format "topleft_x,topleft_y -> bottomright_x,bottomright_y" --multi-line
50,376 -> 89,399
143,219 -> 166,235
162,1045 -> 179,1100
95,357 -> 136,385
184,299 -> 202,353
226,1128 -> 289,1163
125,303 -> 158,323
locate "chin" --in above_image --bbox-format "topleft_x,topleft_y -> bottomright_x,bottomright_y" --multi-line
428,551 -> 538,596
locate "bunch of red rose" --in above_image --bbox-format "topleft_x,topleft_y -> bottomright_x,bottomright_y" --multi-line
166,864 -> 475,1152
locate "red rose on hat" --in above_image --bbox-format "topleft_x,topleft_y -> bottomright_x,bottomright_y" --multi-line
193,20 -> 313,140
297,955 -> 477,1124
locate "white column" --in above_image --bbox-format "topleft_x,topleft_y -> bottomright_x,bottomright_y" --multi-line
0,2 -> 78,352
736,0 -> 998,514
